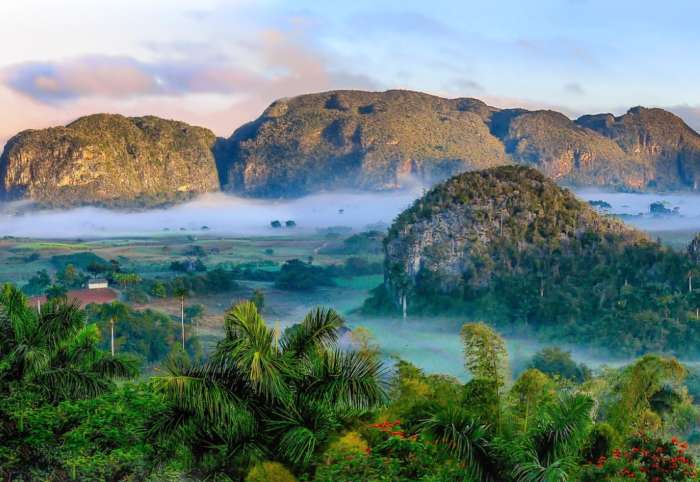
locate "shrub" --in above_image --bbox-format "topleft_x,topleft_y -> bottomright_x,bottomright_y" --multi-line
245,461 -> 297,482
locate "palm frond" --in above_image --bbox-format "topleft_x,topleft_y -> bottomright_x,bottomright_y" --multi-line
301,349 -> 387,410
280,307 -> 343,356
151,369 -> 256,434
530,393 -> 593,465
512,452 -> 579,482
420,407 -> 499,482
90,354 -> 140,379
34,367 -> 112,402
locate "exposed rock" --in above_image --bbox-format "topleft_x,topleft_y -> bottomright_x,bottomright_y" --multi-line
382,165 -> 644,304
576,107 -> 700,189
0,114 -> 220,207
220,90 -> 700,197
221,90 -> 509,197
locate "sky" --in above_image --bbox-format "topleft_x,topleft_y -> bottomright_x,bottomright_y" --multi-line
0,0 -> 699,147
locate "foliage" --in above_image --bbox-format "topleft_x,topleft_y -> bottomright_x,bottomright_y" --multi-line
246,461 -> 297,482
372,166 -> 700,356
85,301 -> 202,364
0,384 -> 170,481
275,259 -> 336,291
581,434 -> 696,481
529,347 -> 591,383
148,302 -> 386,478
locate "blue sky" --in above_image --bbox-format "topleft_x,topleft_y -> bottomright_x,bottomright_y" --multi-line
0,0 -> 698,144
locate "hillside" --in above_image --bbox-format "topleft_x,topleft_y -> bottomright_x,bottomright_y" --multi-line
3,91 -> 700,207
219,90 -> 700,197
0,114 -> 221,208
367,165 -> 700,355
221,90 -> 509,196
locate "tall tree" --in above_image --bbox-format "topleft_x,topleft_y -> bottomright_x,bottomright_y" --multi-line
0,284 -> 137,403
172,283 -> 188,349
148,302 -> 386,478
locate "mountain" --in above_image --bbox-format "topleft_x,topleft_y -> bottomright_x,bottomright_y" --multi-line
367,165 -> 699,355
3,91 -> 700,208
220,90 -> 508,197
0,114 -> 220,208
576,107 -> 700,189
219,90 -> 700,197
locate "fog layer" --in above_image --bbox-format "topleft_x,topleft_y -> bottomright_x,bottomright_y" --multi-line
0,189 -> 424,238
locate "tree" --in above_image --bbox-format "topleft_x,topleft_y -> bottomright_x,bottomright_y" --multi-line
530,347 -> 591,383
0,284 -> 137,403
604,354 -> 687,436
271,220 -> 282,228
251,288 -> 265,311
46,284 -> 68,300
172,283 -> 189,350
22,269 -> 51,296
99,302 -> 129,356
148,302 -> 386,478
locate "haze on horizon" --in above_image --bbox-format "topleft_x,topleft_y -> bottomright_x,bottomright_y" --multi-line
1,0 -> 700,149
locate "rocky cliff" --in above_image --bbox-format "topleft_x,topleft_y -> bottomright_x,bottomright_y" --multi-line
382,165 -> 642,303
373,165 -> 700,354
3,91 -> 700,208
220,90 -> 700,196
222,90 -> 508,197
0,114 -> 220,207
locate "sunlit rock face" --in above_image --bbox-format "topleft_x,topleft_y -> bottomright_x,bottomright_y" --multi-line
219,90 -> 700,197
0,114 -> 220,208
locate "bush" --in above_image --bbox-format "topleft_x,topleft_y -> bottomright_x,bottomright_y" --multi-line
245,461 -> 296,482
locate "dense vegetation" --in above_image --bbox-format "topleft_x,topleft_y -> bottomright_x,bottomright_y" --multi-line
372,166 -> 700,356
3,284 -> 700,481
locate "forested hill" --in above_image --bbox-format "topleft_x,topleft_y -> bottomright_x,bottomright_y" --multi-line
4,90 -> 700,207
220,90 -> 700,197
368,165 -> 700,356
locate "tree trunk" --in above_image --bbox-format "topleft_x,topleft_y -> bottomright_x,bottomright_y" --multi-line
110,318 -> 115,356
402,294 -> 407,321
181,297 -> 185,350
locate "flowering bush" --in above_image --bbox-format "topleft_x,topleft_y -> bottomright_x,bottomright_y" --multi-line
581,433 -> 696,481
311,420 -> 462,481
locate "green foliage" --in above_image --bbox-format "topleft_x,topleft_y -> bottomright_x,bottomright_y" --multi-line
149,302 -> 386,478
246,461 -> 297,481
85,301 -> 201,364
529,347 -> 591,383
50,251 -> 107,271
374,165 -> 700,356
275,259 -> 336,291
0,384 -> 169,480
21,269 -> 51,296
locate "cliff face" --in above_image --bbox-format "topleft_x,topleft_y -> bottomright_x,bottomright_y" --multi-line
222,90 -> 509,197
3,91 -> 700,208
0,114 -> 220,207
576,107 -> 700,189
219,90 -> 700,196
382,166 -> 643,303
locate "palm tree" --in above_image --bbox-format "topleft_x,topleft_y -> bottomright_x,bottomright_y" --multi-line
510,393 -> 594,482
173,284 -> 188,350
98,301 -> 129,356
148,301 -> 386,477
0,284 -> 137,403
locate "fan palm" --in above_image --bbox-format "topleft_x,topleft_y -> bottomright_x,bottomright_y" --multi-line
0,284 -> 138,403
149,302 -> 386,477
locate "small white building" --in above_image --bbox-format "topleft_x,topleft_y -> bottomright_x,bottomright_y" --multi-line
87,278 -> 109,290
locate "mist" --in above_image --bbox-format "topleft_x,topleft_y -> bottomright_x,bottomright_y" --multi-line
0,188 -> 425,239
342,316 -> 630,381
575,188 -> 700,233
